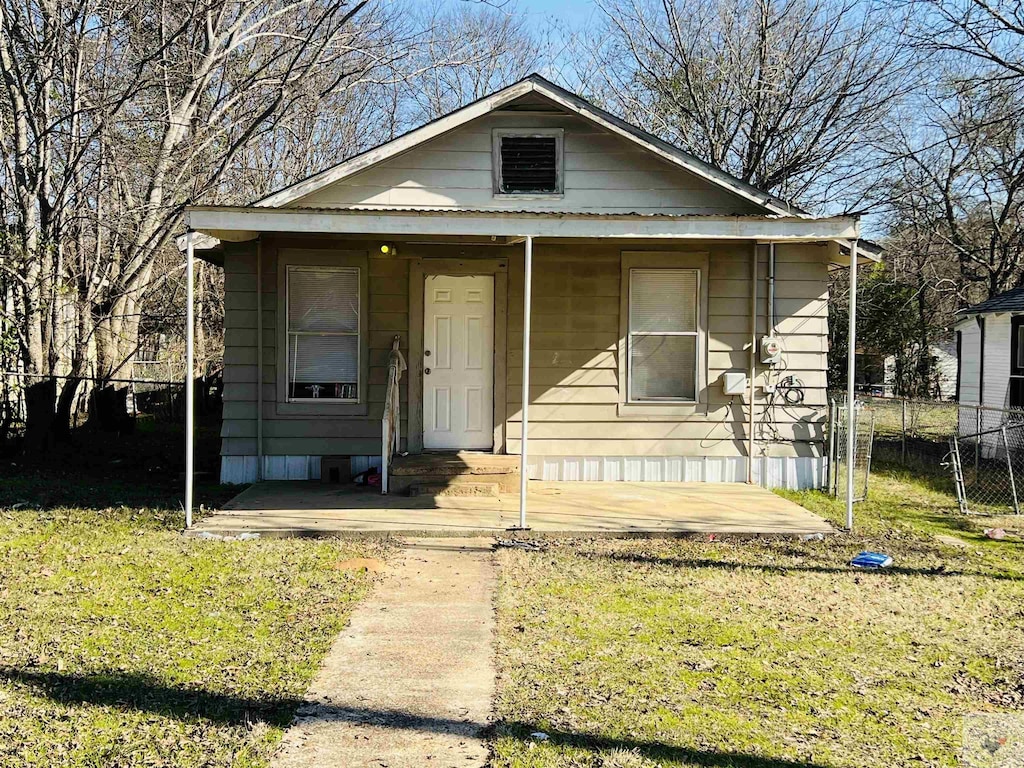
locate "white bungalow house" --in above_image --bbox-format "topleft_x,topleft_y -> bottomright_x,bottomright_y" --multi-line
183,74 -> 874,512
955,287 -> 1024,411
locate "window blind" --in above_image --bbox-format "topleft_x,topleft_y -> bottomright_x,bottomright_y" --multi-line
288,335 -> 359,384
629,270 -> 698,333
287,266 -> 359,400
288,268 -> 358,332
628,269 -> 699,402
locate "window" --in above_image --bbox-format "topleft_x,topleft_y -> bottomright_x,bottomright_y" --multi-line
286,266 -> 360,401
1011,317 -> 1024,408
628,269 -> 700,401
493,129 -> 563,195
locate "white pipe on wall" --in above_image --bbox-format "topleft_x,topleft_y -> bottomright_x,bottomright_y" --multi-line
768,242 -> 776,334
748,242 -> 757,484
185,231 -> 195,529
518,235 -> 533,529
845,240 -> 859,530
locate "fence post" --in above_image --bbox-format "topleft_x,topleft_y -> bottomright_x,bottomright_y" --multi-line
950,435 -> 969,514
1003,426 -> 1020,515
975,406 -> 982,478
825,398 -> 835,492
901,397 -> 907,465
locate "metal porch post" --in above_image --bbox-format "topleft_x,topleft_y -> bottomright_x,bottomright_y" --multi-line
748,242 -> 757,484
256,237 -> 263,481
518,236 -> 533,530
845,240 -> 858,531
185,231 -> 195,529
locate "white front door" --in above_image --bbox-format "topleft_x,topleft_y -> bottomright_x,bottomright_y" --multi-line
423,275 -> 494,451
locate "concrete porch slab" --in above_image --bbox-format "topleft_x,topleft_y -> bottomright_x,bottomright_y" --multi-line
190,481 -> 834,537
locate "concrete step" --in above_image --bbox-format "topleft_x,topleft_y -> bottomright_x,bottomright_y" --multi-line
390,472 -> 515,495
390,452 -> 520,477
389,452 -> 521,493
405,481 -> 500,498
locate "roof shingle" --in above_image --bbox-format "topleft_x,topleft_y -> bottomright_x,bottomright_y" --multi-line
960,286 -> 1024,315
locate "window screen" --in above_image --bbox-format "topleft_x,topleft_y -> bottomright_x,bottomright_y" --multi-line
498,135 -> 560,194
287,266 -> 359,400
628,269 -> 699,401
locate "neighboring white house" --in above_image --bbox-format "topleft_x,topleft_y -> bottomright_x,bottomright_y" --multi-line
883,339 -> 959,400
185,74 -> 876,490
955,287 -> 1024,413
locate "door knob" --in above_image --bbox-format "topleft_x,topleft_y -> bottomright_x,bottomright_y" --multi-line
425,350 -> 431,357
424,367 -> 431,375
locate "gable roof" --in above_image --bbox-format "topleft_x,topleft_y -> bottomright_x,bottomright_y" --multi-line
255,74 -> 801,217
959,286 -> 1024,316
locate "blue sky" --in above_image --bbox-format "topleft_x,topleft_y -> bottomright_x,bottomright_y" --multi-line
511,0 -> 598,27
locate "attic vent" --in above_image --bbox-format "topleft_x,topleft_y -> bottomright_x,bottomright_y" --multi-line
494,129 -> 563,195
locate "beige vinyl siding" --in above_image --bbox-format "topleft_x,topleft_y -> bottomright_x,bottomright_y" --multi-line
296,113 -> 762,215
505,241 -> 829,458
982,314 -> 1012,408
221,236 -> 829,464
220,237 -> 410,458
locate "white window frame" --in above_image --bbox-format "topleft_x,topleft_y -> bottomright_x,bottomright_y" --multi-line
627,268 -> 701,403
285,264 -> 361,404
617,252 -> 709,417
492,127 -> 564,198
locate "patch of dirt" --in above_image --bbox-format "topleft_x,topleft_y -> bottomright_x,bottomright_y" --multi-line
331,557 -> 385,572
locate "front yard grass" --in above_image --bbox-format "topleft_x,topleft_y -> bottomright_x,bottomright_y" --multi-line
0,469 -> 392,767
492,466 -> 1024,767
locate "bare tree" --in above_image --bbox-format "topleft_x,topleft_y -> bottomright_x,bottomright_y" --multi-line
0,0 -> 401,448
910,0 -> 1024,83
576,0 -> 918,209
401,1 -> 543,123
882,77 -> 1024,302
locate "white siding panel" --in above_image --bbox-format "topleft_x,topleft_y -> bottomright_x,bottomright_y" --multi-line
523,455 -> 822,488
958,322 -> 981,405
983,315 -> 1012,409
602,457 -> 623,482
220,456 -> 259,485
220,455 -> 379,483
665,456 -> 684,481
226,454 -> 823,488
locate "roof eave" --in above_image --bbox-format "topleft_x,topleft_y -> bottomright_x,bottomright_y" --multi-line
186,205 -> 859,242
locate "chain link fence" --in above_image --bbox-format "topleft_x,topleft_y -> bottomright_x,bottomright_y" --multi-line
950,419 -> 1024,515
832,393 -> 1024,515
826,398 -> 874,502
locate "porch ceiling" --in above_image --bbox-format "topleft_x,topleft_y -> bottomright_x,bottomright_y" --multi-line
187,481 -> 834,538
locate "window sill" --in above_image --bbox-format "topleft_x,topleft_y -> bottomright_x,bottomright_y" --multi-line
492,192 -> 564,200
617,401 -> 708,419
276,401 -> 369,417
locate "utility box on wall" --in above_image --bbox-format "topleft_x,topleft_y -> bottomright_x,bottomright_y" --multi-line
722,372 -> 748,395
760,336 -> 783,365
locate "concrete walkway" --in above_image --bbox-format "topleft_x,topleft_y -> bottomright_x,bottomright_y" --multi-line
273,538 -> 496,768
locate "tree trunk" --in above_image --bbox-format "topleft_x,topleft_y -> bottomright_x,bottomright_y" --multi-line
22,377 -> 56,453
88,385 -> 133,434
90,291 -> 143,430
52,376 -> 82,439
